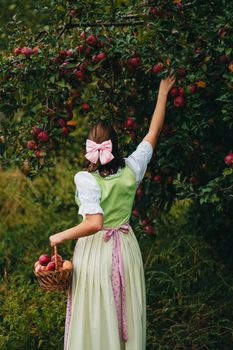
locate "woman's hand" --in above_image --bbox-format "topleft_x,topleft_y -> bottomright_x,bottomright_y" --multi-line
49,232 -> 64,247
159,71 -> 176,96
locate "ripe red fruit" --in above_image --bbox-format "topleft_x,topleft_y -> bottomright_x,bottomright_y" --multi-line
76,45 -> 84,54
96,52 -> 106,61
170,87 -> 179,97
149,7 -> 160,16
151,63 -> 163,74
167,176 -> 173,184
37,131 -> 49,142
132,208 -> 139,217
79,60 -> 88,71
91,54 -> 98,63
189,176 -> 199,185
124,117 -> 136,128
188,83 -> 197,94
153,175 -> 161,183
220,54 -> 229,62
57,118 -> 66,127
174,95 -> 185,108
136,187 -> 143,198
27,140 -> 38,150
127,57 -> 141,69
59,50 -> 69,57
75,70 -> 85,81
141,218 -> 149,225
224,152 -> 233,166
144,225 -> 154,235
80,31 -> 85,39
14,47 -> 21,55
86,35 -> 97,46
46,262 -> 56,271
31,126 -> 43,137
51,254 -> 63,262
82,102 -> 90,110
34,149 -> 43,158
178,87 -> 185,96
32,47 -> 39,54
39,254 -> 50,266
21,47 -> 33,57
61,126 -> 69,135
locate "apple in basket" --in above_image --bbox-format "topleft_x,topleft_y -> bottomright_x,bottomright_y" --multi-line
62,260 -> 73,270
51,254 -> 63,262
46,261 -> 56,271
40,266 -> 47,272
39,254 -> 50,266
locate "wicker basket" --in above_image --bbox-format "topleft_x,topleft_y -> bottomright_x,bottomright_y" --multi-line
34,245 -> 73,292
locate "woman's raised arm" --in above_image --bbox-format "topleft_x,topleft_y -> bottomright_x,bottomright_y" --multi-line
143,73 -> 176,149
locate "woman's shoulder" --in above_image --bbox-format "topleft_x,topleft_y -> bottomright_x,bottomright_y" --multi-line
74,170 -> 100,186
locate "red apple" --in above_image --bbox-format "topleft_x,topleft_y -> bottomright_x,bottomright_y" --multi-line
61,126 -> 69,135
174,95 -> 185,107
86,35 -> 97,46
167,176 -> 173,184
127,57 -> 141,69
141,218 -> 149,225
27,140 -> 38,150
35,264 -> 42,273
96,52 -> 106,61
136,187 -> 143,198
51,254 -> 63,262
46,262 -> 56,271
14,47 -> 21,55
151,63 -> 163,74
21,46 -> 33,57
132,208 -> 139,217
170,87 -> 179,97
124,117 -> 136,128
153,175 -> 161,183
82,102 -> 90,110
32,46 -> 39,54
224,152 -> 233,166
56,118 -> 66,127
31,126 -> 43,137
39,254 -> 50,266
178,87 -> 185,96
40,266 -> 47,272
188,83 -> 197,94
144,225 -> 154,235
189,176 -> 199,185
37,131 -> 49,142
75,70 -> 85,81
76,44 -> 84,54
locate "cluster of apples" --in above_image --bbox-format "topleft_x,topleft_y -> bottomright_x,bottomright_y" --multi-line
34,253 -> 72,273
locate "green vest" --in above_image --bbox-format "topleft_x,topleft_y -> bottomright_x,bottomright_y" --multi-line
75,165 -> 137,227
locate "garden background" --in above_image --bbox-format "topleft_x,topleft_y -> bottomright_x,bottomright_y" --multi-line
0,0 -> 233,349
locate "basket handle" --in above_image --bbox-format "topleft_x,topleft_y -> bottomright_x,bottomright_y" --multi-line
52,244 -> 59,271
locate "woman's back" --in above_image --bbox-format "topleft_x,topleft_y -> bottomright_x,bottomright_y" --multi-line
74,140 -> 153,227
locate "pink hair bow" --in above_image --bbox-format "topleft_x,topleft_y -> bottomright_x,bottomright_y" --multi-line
85,139 -> 115,165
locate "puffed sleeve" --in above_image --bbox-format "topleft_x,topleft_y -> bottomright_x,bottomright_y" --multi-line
74,171 -> 104,218
124,140 -> 153,187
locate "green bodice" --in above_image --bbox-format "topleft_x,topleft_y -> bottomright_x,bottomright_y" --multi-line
75,165 -> 137,227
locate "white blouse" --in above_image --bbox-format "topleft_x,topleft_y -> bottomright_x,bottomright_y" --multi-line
74,140 -> 153,218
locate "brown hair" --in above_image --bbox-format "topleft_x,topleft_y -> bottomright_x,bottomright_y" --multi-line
82,118 -> 126,177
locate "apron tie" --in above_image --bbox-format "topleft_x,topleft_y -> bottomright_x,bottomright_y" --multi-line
102,222 -> 130,342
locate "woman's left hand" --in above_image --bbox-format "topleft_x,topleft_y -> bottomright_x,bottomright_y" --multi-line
49,232 -> 64,247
